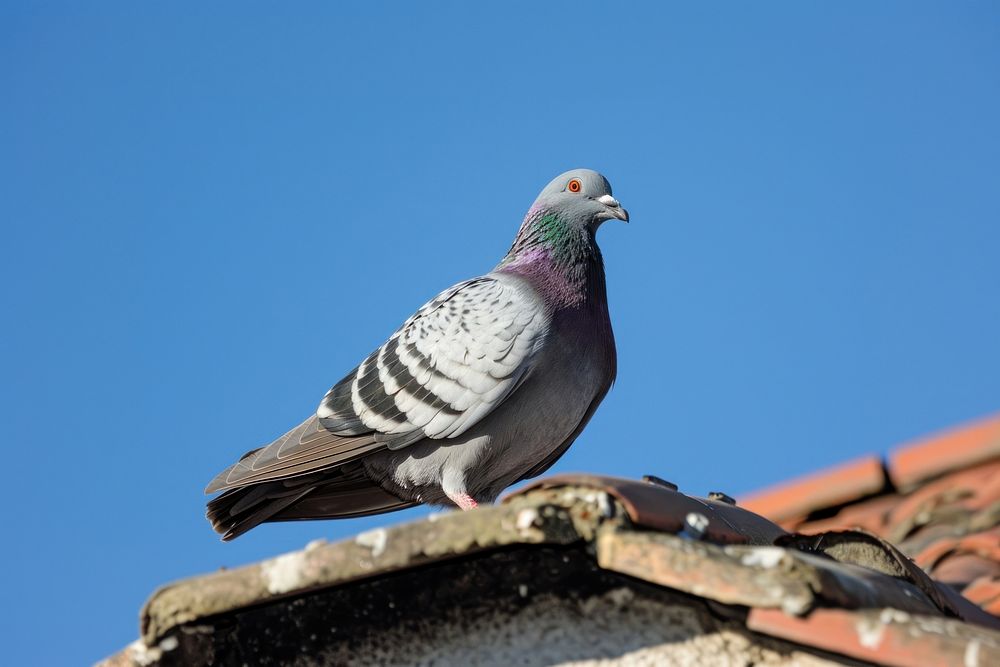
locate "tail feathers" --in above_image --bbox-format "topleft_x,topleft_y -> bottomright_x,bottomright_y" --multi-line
207,483 -> 315,541
206,471 -> 414,541
271,477 -> 416,522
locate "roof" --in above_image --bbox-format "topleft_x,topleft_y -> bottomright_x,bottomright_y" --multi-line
100,418 -> 1000,667
742,412 -> 1000,618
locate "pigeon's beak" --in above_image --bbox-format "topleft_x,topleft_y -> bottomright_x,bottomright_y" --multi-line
597,194 -> 629,223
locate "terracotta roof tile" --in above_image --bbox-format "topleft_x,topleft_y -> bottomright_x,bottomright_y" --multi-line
740,456 -> 886,525
933,554 -> 1000,595
787,493 -> 900,535
741,411 -> 1000,623
915,528 -> 1000,573
886,459 -> 1000,544
912,528 -> 1000,598
964,576 -> 1000,616
889,413 -> 1000,489
747,607 -> 1000,667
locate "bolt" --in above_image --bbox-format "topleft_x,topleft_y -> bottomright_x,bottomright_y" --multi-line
682,512 -> 710,540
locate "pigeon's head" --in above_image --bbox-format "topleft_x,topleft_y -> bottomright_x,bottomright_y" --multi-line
533,168 -> 629,227
501,169 -> 624,295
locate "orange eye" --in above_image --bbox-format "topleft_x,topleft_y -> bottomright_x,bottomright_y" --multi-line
567,179 -> 582,193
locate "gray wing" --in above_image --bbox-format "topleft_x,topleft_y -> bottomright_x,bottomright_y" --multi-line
318,274 -> 549,448
206,274 -> 548,494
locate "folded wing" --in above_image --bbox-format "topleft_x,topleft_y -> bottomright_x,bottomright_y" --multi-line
318,275 -> 548,447
206,274 -> 548,495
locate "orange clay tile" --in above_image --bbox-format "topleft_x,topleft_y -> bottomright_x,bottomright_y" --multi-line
889,413 -> 1000,489
729,412 -> 1000,620
740,456 -> 886,525
915,528 -> 1000,571
932,553 -> 1000,590
746,607 -> 1000,667
964,576 -> 1000,616
886,459 -> 1000,533
792,493 -> 899,536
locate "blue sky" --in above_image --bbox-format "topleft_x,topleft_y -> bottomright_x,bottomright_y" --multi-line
3,3 -> 999,664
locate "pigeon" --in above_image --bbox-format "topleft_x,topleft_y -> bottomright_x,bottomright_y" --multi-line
206,169 -> 627,540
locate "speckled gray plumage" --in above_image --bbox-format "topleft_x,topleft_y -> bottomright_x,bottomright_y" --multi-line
206,169 -> 626,539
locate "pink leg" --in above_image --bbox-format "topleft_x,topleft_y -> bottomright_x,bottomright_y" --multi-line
447,491 -> 478,511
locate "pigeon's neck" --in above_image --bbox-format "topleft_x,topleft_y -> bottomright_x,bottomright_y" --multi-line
496,206 -> 606,309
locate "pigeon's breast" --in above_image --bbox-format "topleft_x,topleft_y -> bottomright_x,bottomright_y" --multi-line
464,308 -> 615,495
369,326 -> 612,505
363,273 -> 615,505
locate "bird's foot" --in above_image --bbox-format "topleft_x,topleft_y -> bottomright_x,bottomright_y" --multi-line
448,491 -> 478,511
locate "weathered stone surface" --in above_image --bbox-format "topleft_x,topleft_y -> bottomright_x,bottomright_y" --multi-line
749,607 -> 1000,667
107,546 -> 845,667
140,500 -> 588,646
596,528 -> 817,614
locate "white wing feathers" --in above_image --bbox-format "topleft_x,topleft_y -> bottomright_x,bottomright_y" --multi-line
318,275 -> 548,447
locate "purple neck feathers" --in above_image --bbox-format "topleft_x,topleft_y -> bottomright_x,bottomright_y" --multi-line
496,205 -> 607,310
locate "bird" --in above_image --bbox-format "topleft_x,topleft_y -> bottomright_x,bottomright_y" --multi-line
206,169 -> 627,540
